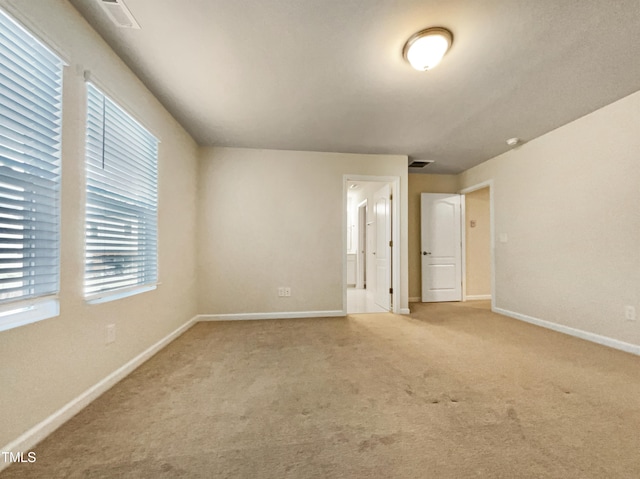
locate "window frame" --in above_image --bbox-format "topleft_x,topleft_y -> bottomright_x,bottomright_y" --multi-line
83,82 -> 159,303
0,7 -> 64,331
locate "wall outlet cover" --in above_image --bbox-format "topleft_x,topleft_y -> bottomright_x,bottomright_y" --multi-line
625,306 -> 636,321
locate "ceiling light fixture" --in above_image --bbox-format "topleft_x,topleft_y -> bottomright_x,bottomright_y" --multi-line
403,27 -> 453,71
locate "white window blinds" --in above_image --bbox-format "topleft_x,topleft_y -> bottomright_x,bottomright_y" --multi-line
84,83 -> 158,297
0,10 -> 62,305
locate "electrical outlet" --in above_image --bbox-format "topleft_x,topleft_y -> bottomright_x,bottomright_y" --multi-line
106,324 -> 116,344
625,306 -> 636,321
278,287 -> 291,297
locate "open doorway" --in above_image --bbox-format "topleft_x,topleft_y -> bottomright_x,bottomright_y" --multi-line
344,177 -> 399,314
419,183 -> 493,306
461,182 -> 494,307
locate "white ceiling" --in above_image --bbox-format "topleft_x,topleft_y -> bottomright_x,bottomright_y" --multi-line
68,0 -> 640,174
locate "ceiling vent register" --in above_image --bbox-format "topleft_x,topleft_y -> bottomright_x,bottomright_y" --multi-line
97,0 -> 140,29
408,160 -> 434,168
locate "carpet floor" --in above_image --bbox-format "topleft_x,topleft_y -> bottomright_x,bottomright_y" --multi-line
2,301 -> 639,478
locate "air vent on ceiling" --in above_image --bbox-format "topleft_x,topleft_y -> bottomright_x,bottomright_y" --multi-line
97,0 -> 140,29
408,160 -> 434,168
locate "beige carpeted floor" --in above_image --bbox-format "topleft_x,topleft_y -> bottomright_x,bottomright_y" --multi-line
2,301 -> 639,478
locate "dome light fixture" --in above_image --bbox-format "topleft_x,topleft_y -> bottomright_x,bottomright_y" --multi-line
403,27 -> 453,71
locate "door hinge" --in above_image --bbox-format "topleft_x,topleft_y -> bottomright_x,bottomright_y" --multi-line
390,194 -> 393,201
389,287 -> 393,294
389,240 -> 393,247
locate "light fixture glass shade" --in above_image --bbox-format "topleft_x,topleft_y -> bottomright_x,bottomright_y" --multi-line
403,27 -> 453,71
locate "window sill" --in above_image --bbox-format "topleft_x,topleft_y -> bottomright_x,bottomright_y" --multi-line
0,298 -> 60,332
85,284 -> 157,305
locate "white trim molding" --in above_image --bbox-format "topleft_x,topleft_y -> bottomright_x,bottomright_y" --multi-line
465,294 -> 492,301
198,310 -> 345,321
0,315 -> 198,472
399,308 -> 411,315
0,297 -> 59,332
494,307 -> 640,356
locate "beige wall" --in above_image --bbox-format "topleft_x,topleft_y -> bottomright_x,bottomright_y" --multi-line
408,174 -> 459,300
0,1 -> 199,447
464,187 -> 491,297
459,90 -> 640,347
198,148 -> 408,314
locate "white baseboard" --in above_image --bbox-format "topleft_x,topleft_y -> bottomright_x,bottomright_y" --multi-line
197,310 -> 345,321
465,295 -> 492,301
494,307 -> 640,356
408,297 -> 421,303
0,316 -> 198,472
399,308 -> 411,315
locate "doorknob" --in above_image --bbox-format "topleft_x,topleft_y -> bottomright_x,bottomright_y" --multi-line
422,251 -> 431,255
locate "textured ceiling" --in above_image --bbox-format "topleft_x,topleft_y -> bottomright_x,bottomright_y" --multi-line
68,0 -> 640,174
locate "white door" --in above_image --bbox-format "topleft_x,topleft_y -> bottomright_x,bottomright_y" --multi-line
374,185 -> 391,310
421,193 -> 462,302
356,202 -> 367,289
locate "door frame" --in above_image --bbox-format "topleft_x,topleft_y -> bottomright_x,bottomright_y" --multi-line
343,175 -> 401,314
459,180 -> 495,311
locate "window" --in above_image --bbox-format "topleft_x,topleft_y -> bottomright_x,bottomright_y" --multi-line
84,83 -> 158,300
0,9 -> 63,331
